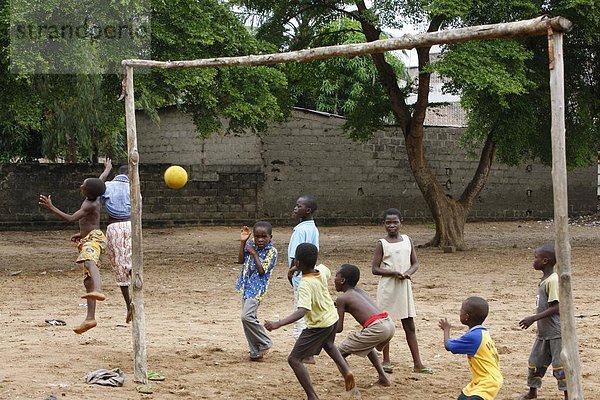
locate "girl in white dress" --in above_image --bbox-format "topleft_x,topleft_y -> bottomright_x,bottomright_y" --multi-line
371,208 -> 432,374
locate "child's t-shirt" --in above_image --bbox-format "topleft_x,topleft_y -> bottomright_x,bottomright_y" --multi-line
287,220 -> 320,267
536,272 -> 560,339
446,325 -> 503,400
235,240 -> 277,301
100,175 -> 131,219
288,220 -> 319,288
297,264 -> 338,329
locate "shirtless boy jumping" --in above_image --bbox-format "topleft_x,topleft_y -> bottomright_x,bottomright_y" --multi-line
39,177 -> 107,334
335,264 -> 395,386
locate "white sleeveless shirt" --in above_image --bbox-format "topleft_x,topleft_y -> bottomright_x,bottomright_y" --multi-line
376,236 -> 416,320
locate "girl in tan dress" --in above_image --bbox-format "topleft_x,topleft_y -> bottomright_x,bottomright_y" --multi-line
371,208 -> 432,374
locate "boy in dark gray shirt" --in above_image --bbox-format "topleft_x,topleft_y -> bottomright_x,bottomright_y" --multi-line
518,243 -> 567,400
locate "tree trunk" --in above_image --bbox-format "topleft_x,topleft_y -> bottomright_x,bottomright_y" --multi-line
356,2 -> 497,249
405,121 -> 496,250
429,196 -> 468,249
67,135 -> 77,163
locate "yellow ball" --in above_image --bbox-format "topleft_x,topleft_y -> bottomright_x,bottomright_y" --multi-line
164,165 -> 188,189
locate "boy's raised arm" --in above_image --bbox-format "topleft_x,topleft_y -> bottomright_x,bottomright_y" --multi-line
39,195 -> 90,223
237,226 -> 251,264
438,318 -> 452,350
99,158 -> 112,182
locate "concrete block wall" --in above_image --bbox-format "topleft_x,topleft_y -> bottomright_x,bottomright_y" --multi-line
0,163 -> 261,229
259,111 -> 595,223
260,113 -> 422,223
136,106 -> 261,166
139,164 -> 261,225
0,107 -> 595,229
0,163 -> 100,229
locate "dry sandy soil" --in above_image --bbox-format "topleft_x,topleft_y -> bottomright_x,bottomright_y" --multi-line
0,221 -> 598,400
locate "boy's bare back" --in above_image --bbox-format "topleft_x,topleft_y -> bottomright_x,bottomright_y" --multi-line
337,288 -> 382,326
76,198 -> 102,238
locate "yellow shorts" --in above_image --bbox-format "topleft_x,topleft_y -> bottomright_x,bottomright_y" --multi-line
76,229 -> 107,275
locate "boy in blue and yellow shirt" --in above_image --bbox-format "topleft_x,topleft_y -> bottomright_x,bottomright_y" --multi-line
439,296 -> 503,400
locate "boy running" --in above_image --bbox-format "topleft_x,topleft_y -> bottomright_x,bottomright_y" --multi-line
335,264 -> 395,386
265,243 -> 356,399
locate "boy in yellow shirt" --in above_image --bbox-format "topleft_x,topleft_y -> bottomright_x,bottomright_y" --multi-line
265,243 -> 356,399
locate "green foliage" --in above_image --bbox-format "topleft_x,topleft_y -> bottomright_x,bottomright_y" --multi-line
0,0 -> 290,161
435,39 -> 539,164
434,0 -> 600,167
234,0 -> 354,50
264,18 -> 408,139
238,0 -> 599,169
141,0 -> 291,137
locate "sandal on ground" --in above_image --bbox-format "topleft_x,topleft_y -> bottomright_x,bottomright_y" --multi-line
382,363 -> 394,373
45,319 -> 67,326
413,366 -> 434,374
136,384 -> 153,394
147,371 -> 165,381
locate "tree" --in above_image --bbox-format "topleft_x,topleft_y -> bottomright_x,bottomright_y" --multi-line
1,0 -> 141,162
236,0 -> 600,249
282,18 -> 408,139
0,0 -> 290,161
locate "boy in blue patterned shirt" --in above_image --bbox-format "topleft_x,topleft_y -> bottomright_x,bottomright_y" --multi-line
237,221 -> 277,361
439,296 -> 503,400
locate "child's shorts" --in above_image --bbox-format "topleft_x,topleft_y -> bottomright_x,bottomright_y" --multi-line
338,316 -> 395,357
105,221 -> 132,286
290,323 -> 337,360
457,393 -> 483,400
76,229 -> 107,275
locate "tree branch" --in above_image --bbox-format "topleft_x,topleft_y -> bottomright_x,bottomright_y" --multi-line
311,28 -> 365,43
354,1 -> 410,133
410,16 -> 445,137
459,128 -> 497,207
327,5 -> 361,22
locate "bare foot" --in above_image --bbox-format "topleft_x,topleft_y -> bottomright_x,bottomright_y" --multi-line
73,319 -> 97,334
344,371 -> 356,392
126,309 -> 133,323
373,376 -> 391,387
303,356 -> 316,364
81,291 -> 106,301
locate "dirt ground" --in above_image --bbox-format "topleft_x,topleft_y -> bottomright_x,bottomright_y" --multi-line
1,221 -> 598,399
